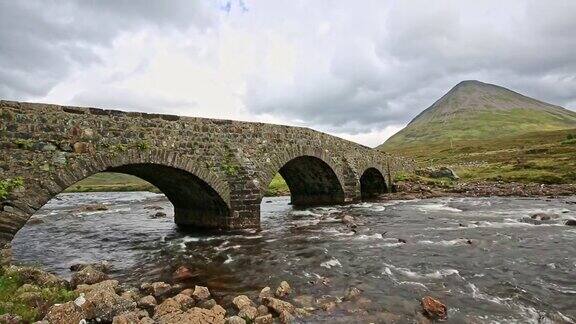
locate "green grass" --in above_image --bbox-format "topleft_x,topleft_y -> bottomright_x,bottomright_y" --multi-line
0,177 -> 24,200
65,172 -> 158,193
383,128 -> 576,185
264,173 -> 290,196
65,172 -> 292,197
0,271 -> 77,321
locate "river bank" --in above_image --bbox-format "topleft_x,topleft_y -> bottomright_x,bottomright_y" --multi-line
389,179 -> 576,201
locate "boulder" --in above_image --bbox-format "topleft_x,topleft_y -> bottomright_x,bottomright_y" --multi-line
70,261 -> 111,273
43,301 -> 85,323
279,310 -> 295,324
81,287 -> 137,322
238,306 -> 258,321
172,266 -> 194,282
141,281 -> 173,299
151,212 -> 167,219
530,213 -> 558,221
420,296 -> 447,320
225,316 -> 246,324
232,295 -> 252,311
257,304 -> 269,316
112,310 -> 150,324
341,215 -> 355,225
179,288 -> 194,297
199,299 -> 218,309
258,287 -> 272,300
174,293 -> 195,310
261,297 -> 295,315
138,295 -> 158,312
78,203 -> 108,212
275,281 -> 292,298
192,285 -> 211,301
566,219 -> 576,226
76,279 -> 119,295
153,298 -> 182,320
70,265 -> 109,288
120,289 -> 141,303
425,167 -> 459,180
254,314 -> 273,324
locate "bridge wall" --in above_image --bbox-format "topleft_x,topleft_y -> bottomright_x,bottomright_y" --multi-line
0,100 -> 413,247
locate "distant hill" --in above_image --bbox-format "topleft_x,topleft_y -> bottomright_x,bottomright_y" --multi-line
378,80 -> 576,184
379,80 -> 576,150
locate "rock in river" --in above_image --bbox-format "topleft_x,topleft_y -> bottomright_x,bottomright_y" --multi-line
420,296 -> 447,320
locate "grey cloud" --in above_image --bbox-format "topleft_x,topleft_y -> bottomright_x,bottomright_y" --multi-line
0,0 -> 215,99
244,1 -> 576,134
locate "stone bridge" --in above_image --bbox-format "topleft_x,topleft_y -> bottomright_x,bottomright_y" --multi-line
0,100 -> 413,247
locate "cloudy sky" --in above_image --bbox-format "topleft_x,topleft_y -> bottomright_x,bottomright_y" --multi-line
2,1 -> 576,147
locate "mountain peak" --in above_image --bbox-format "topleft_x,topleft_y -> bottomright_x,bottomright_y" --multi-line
408,80 -> 567,126
379,80 -> 576,150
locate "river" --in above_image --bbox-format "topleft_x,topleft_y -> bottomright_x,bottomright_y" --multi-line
11,192 -> 576,323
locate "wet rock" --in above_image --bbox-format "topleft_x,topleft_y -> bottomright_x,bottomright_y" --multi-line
78,203 -> 108,212
199,298 -> 218,309
343,286 -> 362,301
520,217 -> 542,225
258,287 -> 272,300
254,314 -> 273,324
226,315 -> 246,324
257,304 -> 269,316
172,265 -> 194,282
420,296 -> 447,320
531,213 -> 558,221
141,281 -> 173,299
144,205 -> 163,210
566,219 -> 576,226
174,293 -> 195,310
232,295 -> 252,310
262,297 -> 295,315
398,238 -> 407,244
192,285 -> 211,301
320,301 -> 337,312
292,295 -> 314,308
43,301 -> 85,323
342,215 -> 355,225
238,305 -> 258,320
70,260 -> 111,273
70,265 -> 109,288
275,281 -> 292,298
138,295 -> 158,312
150,212 -> 167,219
0,314 -> 22,324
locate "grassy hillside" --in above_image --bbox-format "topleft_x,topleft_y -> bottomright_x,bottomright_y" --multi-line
388,128 -> 576,184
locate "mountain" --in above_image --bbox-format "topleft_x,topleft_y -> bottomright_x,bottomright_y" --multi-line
379,80 -> 576,151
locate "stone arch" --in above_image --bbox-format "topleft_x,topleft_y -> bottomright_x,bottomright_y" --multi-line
360,167 -> 388,199
0,149 -> 231,246
259,148 -> 349,206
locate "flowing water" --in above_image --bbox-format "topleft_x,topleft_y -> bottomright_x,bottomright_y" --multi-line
12,192 -> 576,323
